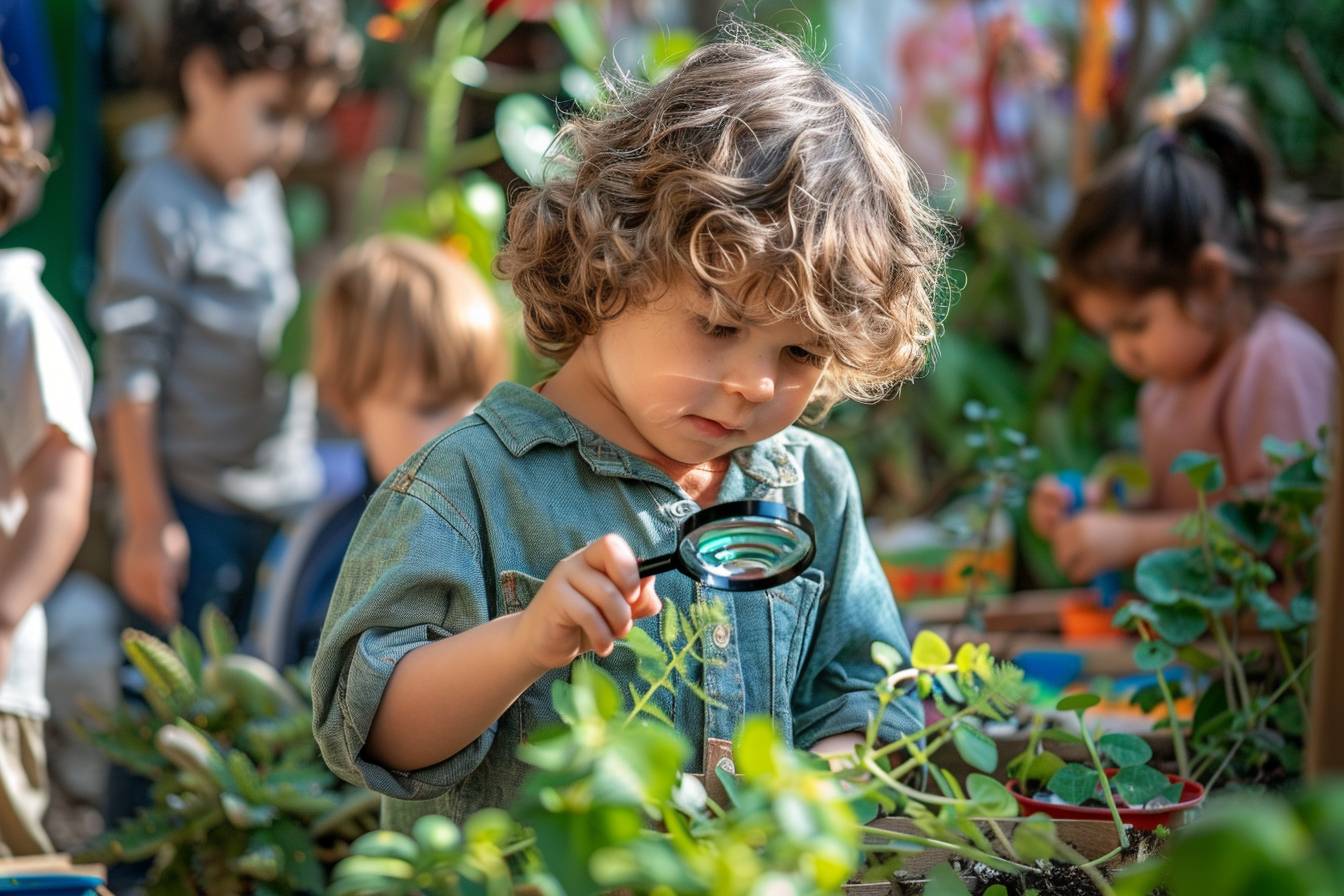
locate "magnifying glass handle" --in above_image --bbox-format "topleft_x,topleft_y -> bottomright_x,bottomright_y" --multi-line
637,553 -> 676,578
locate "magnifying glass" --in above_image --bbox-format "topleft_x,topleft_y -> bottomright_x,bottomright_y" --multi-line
636,500 -> 816,591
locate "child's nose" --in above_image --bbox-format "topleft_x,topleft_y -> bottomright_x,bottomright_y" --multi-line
725,359 -> 777,403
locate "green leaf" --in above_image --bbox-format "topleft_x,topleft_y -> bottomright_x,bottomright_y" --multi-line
551,679 -> 577,726
1048,764 -> 1100,806
871,641 -> 902,676
1136,548 -> 1234,610
560,64 -> 601,109
1271,456 -> 1325,505
1290,593 -> 1317,625
550,0 -> 605,70
1010,814 -> 1058,862
1171,451 -> 1225,493
734,716 -> 781,780
1111,601 -> 1157,630
622,625 -> 665,662
963,400 -> 987,422
952,722 -> 998,773
1248,590 -> 1298,631
1261,435 -> 1301,466
966,774 -> 1018,817
1133,641 -> 1175,670
1214,501 -> 1278,555
985,886 -> 1010,896
1112,765 -> 1172,806
571,661 -> 621,721
495,94 -> 558,186
910,631 -> 952,670
1177,644 -> 1222,672
1056,693 -> 1100,713
924,863 -> 972,896
1152,603 -> 1210,645
1009,750 -> 1065,792
1099,733 -> 1153,768
660,601 -> 681,648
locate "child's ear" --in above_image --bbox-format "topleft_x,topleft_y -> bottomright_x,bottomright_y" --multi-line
179,48 -> 228,113
1188,243 -> 1233,304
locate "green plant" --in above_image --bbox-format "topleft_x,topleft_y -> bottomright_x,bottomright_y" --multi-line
1009,694 -> 1185,854
321,608 -> 1164,896
76,606 -> 379,894
1114,432 -> 1329,790
1114,777 -> 1344,896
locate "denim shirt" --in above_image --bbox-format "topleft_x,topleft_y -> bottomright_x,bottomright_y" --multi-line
311,382 -> 922,830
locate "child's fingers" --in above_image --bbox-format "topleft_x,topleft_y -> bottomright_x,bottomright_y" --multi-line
581,534 -> 640,599
567,563 -> 634,637
559,584 -> 618,656
629,578 -> 661,620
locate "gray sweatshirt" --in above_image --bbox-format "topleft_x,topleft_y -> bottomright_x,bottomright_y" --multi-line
90,155 -> 319,520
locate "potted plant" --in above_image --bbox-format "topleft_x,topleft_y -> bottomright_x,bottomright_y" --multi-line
1006,693 -> 1204,834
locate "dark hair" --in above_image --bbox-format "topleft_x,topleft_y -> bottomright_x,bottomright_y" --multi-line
1055,96 -> 1288,307
0,51 -> 47,231
168,0 -> 360,112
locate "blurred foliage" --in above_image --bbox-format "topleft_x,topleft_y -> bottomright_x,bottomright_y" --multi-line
1180,0 -> 1344,197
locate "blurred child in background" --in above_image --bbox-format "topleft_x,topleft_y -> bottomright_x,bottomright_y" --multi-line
1030,97 -> 1337,583
0,51 -> 94,857
249,237 -> 507,669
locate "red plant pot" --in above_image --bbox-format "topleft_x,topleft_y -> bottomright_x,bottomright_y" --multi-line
1006,771 -> 1205,830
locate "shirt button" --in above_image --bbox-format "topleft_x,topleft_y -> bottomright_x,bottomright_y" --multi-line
668,499 -> 697,519
712,623 -> 731,649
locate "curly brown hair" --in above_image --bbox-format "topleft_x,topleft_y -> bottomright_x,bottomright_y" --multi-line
495,37 -> 947,413
168,0 -> 360,111
0,52 -> 48,231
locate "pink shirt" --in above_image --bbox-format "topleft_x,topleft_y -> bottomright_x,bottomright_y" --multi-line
1140,306 -> 1337,511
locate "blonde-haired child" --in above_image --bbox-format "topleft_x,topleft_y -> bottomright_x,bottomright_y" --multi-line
251,235 -> 507,668
312,39 -> 944,829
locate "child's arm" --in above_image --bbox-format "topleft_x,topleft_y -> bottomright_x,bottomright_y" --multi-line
107,397 -> 189,628
1050,509 -> 1188,583
364,535 -> 660,771
312,484 -> 658,795
90,183 -> 193,628
0,426 -> 92,678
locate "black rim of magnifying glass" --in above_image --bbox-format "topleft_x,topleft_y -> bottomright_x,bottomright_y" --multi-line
636,499 -> 817,592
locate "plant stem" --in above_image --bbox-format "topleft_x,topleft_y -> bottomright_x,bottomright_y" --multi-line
1208,613 -> 1252,712
959,462 -> 1006,632
1138,629 -> 1190,779
624,621 -> 712,725
859,826 -> 1032,874
1273,630 -> 1310,721
1079,716 -> 1129,849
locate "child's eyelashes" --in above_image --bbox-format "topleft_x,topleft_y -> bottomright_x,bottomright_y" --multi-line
694,315 -> 739,339
785,345 -> 829,368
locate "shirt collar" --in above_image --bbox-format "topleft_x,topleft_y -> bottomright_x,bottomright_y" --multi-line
474,381 -> 802,489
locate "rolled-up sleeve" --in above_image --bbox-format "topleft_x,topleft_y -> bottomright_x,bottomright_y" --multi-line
89,190 -> 192,404
792,444 -> 923,748
311,477 -> 494,800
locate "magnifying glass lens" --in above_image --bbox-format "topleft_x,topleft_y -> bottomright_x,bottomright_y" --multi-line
682,518 -> 812,580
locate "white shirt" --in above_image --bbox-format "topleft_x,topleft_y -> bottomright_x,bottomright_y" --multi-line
0,249 -> 95,719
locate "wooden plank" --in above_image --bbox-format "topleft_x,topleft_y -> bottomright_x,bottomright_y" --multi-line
1306,232 -> 1344,776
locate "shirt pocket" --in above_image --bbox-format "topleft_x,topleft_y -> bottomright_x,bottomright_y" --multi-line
497,569 -> 569,739
764,568 -> 824,732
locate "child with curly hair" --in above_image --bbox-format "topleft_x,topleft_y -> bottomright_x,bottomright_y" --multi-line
313,38 -> 945,828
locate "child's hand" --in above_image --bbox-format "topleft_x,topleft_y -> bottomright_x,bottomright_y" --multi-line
116,519 -> 190,629
517,534 -> 661,670
1028,475 -> 1073,539
1051,510 -> 1136,582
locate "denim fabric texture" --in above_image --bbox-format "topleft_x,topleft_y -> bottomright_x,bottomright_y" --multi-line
311,382 -> 922,830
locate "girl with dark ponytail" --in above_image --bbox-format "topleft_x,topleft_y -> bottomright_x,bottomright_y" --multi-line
1029,95 -> 1337,584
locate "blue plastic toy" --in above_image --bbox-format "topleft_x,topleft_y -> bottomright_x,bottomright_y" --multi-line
1057,469 -> 1122,608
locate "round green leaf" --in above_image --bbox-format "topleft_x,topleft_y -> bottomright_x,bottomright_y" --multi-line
1249,590 -> 1297,631
1013,751 -> 1064,792
1112,764 -> 1171,807
1047,763 -> 1100,806
1133,640 -> 1175,670
734,717 -> 781,780
1136,548 -> 1233,610
967,774 -> 1019,817
1290,594 -> 1317,625
1056,693 -> 1100,713
1111,601 -> 1157,630
910,630 -> 952,670
952,722 -> 998,774
1151,603 -> 1210,645
1098,733 -> 1152,768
